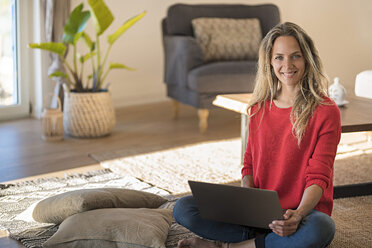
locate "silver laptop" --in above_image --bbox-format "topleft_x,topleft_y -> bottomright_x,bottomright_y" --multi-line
188,180 -> 284,229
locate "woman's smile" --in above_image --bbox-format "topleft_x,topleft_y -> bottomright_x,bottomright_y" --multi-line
281,71 -> 297,78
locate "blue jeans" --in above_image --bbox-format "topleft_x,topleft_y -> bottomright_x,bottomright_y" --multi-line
173,195 -> 335,248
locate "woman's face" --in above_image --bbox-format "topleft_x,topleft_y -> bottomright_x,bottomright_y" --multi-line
271,35 -> 305,89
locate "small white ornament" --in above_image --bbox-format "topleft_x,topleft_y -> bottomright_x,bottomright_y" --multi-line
329,77 -> 347,106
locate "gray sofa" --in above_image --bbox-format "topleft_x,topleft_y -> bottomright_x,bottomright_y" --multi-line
161,3 -> 280,132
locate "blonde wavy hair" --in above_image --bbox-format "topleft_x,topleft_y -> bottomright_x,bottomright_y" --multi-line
248,22 -> 330,146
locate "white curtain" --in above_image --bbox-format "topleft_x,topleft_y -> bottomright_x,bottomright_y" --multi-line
43,0 -> 70,108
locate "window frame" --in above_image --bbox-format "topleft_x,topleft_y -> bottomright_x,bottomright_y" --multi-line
0,0 -> 48,121
0,0 -> 29,120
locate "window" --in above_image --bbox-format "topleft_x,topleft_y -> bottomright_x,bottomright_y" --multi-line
0,0 -> 31,121
0,0 -> 16,106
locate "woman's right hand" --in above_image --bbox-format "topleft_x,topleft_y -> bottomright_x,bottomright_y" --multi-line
241,175 -> 255,188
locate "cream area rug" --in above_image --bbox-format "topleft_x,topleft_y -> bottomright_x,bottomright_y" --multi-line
90,139 -> 242,195
90,133 -> 372,195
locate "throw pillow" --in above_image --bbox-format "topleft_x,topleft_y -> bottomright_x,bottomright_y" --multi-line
192,18 -> 262,62
43,208 -> 173,248
33,188 -> 168,224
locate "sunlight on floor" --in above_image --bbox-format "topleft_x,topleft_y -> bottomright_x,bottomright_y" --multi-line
337,132 -> 372,159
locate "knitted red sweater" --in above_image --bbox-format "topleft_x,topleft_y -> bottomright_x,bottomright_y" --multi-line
242,98 -> 341,216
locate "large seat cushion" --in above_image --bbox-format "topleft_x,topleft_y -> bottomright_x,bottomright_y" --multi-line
43,208 -> 173,248
192,18 -> 262,62
187,61 -> 257,93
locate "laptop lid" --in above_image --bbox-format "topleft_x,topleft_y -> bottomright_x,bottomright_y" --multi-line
188,180 -> 284,229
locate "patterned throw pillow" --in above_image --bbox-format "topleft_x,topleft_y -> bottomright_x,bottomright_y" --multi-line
192,18 -> 262,62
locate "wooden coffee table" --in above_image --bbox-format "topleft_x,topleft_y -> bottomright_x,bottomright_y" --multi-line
213,93 -> 372,198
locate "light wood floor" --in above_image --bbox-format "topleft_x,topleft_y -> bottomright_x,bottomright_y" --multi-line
0,100 -> 241,183
0,100 -> 241,248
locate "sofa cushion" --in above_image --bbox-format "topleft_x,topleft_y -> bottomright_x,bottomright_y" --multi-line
192,18 -> 262,62
43,208 -> 173,248
33,188 -> 168,224
187,61 -> 257,93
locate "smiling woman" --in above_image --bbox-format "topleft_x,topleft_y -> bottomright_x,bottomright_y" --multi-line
173,22 -> 341,248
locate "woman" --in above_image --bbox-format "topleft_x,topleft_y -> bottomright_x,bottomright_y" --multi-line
173,22 -> 341,248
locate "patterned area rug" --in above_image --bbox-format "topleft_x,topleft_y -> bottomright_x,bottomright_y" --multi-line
90,137 -> 372,195
0,170 -> 371,248
0,169 -> 194,248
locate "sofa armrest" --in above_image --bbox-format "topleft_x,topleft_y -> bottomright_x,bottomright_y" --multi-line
163,35 -> 204,86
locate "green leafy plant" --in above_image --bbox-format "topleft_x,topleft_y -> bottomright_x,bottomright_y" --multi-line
29,0 -> 146,92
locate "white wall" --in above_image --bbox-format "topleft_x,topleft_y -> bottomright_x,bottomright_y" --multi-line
70,0 -> 372,108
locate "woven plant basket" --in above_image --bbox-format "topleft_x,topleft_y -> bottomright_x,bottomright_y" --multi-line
63,91 -> 116,138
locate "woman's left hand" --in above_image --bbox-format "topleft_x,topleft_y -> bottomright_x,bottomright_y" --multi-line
269,209 -> 303,237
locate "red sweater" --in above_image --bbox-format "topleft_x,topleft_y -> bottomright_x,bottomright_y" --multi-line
242,98 -> 341,216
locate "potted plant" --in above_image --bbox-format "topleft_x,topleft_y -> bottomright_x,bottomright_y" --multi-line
29,0 -> 146,137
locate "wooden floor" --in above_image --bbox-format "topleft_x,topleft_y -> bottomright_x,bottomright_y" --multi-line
0,100 -> 241,183
0,100 -> 241,248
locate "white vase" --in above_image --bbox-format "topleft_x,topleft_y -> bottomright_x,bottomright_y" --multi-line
329,77 -> 347,106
